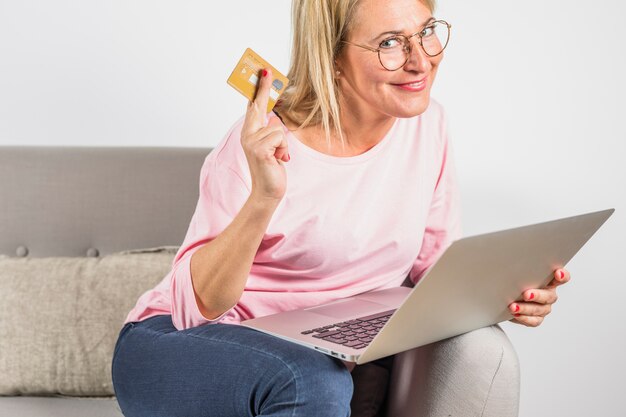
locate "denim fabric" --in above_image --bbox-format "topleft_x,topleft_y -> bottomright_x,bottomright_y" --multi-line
111,315 -> 354,417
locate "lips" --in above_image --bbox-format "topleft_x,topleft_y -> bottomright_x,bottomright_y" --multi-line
392,76 -> 428,92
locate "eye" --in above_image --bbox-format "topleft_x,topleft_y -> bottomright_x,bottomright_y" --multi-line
379,37 -> 403,49
420,25 -> 436,38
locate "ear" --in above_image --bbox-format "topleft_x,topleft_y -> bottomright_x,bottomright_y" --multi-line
334,60 -> 342,79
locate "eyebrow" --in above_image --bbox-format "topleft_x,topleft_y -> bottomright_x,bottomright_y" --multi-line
370,17 -> 436,42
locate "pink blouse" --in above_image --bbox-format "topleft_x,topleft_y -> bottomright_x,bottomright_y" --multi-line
124,98 -> 462,330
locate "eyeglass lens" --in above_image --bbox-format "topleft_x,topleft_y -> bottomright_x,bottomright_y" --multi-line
379,21 -> 449,70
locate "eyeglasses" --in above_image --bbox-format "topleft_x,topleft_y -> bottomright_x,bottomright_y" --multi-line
341,19 -> 451,71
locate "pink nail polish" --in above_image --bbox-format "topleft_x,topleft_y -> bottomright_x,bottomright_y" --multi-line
559,270 -> 565,279
262,69 -> 268,77
514,304 -> 520,312
514,314 -> 521,317
286,153 -> 290,161
529,292 -> 535,300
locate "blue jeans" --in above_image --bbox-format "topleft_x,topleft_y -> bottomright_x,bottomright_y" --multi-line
112,314 -> 357,417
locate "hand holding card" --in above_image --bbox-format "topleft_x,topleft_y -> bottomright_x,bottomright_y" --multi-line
238,66 -> 290,205
227,48 -> 289,113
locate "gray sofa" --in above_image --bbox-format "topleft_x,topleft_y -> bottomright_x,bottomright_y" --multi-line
0,146 -> 520,417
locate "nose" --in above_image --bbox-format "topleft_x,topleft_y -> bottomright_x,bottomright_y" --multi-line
403,36 -> 431,72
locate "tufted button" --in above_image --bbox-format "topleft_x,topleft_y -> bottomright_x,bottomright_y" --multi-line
86,248 -> 100,257
16,246 -> 29,257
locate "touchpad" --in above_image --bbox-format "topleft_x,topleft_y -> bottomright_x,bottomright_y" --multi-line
305,298 -> 389,319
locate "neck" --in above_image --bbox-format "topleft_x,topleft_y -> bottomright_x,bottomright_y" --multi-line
277,95 -> 397,158
334,92 -> 396,154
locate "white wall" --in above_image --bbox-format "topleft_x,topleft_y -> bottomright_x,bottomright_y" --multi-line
1,1 -> 624,415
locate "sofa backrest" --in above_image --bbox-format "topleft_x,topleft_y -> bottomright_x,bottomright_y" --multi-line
0,146 -> 211,258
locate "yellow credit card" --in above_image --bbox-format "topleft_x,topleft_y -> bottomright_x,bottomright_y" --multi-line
227,47 -> 289,113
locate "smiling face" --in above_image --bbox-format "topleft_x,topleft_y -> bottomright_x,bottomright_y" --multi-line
336,0 -> 444,120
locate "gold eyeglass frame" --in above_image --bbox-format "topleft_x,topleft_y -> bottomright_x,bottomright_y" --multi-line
341,19 -> 452,71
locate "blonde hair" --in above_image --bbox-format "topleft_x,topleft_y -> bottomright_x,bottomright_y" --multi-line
277,0 -> 437,149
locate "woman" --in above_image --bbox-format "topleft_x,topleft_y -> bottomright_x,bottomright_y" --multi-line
112,0 -> 571,416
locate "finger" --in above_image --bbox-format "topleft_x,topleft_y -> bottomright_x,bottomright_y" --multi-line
257,126 -> 288,163
266,115 -> 289,161
510,315 -> 544,327
509,301 -> 552,317
242,68 -> 274,136
546,268 -> 571,289
253,68 -> 273,114
275,139 -> 290,162
518,288 -> 558,305
243,120 -> 284,151
250,118 -> 285,142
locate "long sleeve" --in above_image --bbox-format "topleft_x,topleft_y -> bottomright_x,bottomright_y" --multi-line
409,107 -> 463,285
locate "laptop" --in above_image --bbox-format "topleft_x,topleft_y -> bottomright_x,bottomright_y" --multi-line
240,208 -> 614,364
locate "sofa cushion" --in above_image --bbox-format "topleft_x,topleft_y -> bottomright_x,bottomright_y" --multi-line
0,396 -> 124,417
0,246 -> 177,396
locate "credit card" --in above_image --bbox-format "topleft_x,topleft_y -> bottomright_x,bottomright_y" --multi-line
227,47 -> 289,113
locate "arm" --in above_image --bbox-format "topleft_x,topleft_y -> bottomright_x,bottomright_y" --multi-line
190,195 -> 279,320
179,67 -> 289,327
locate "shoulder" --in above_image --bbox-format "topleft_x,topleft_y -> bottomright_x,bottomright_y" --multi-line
205,111 -> 279,166
199,113 -> 251,189
428,98 -> 450,141
395,97 -> 449,144
202,111 -> 284,188
427,97 -> 445,113
421,97 -> 448,127
206,114 -> 246,166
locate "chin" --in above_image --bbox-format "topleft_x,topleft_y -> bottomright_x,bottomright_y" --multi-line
390,96 -> 431,118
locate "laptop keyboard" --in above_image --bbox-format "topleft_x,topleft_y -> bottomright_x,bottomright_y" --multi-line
300,309 -> 396,349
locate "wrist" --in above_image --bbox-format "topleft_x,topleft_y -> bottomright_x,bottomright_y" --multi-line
244,194 -> 282,222
248,191 -> 283,209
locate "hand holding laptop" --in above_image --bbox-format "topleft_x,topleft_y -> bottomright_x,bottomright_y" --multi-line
507,267 -> 571,327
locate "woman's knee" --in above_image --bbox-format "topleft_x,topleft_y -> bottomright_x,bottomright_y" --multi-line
112,318 -> 353,417
271,347 -> 354,416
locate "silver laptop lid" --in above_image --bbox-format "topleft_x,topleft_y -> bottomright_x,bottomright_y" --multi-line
358,208 -> 614,364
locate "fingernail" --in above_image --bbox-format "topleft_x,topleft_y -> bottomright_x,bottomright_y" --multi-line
559,270 -> 565,279
262,69 -> 268,77
286,153 -> 291,161
514,304 -> 520,312
514,314 -> 521,317
529,292 -> 535,300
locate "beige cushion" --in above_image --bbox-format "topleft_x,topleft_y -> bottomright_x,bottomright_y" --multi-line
0,247 -> 177,396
